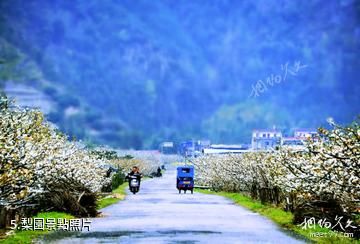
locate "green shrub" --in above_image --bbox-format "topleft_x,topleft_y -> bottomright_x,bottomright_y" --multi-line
112,171 -> 125,190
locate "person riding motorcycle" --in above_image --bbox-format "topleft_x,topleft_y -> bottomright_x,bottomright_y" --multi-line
125,166 -> 143,189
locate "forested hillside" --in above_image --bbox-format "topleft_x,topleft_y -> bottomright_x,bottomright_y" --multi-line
0,0 -> 359,148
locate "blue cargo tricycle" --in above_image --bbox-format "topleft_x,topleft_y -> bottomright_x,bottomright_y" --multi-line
176,166 -> 194,194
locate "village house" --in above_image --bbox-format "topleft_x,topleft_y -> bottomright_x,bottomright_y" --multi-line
251,129 -> 282,150
160,141 -> 176,154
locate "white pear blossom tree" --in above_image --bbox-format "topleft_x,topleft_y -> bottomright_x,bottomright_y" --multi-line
0,96 -> 111,222
193,118 -> 360,226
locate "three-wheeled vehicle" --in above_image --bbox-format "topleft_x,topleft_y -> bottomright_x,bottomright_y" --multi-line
176,165 -> 194,194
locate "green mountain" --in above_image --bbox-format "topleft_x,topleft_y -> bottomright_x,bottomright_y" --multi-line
0,0 -> 359,148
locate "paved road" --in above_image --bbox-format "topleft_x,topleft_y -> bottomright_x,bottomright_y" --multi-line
52,168 -> 303,244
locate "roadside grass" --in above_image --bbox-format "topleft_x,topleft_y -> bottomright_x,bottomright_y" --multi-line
97,181 -> 128,209
1,182 -> 129,243
0,212 -> 74,244
196,189 -> 359,244
2,176 -> 155,243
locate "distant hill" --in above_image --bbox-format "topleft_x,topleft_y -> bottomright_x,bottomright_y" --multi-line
0,38 -> 138,148
0,0 -> 359,148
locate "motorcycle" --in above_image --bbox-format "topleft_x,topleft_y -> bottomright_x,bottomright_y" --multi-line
129,175 -> 140,194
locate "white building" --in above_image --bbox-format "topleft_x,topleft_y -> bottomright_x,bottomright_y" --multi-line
251,129 -> 282,150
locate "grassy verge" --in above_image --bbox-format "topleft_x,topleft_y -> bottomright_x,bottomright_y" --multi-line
0,212 -> 74,244
1,182 -> 129,243
196,189 -> 359,244
97,181 -> 128,209
1,177 -> 149,243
